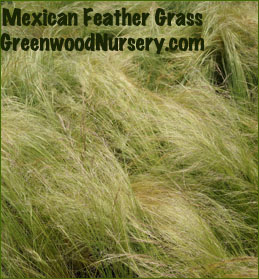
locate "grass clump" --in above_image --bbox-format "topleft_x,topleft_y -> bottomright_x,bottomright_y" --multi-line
1,1 -> 258,278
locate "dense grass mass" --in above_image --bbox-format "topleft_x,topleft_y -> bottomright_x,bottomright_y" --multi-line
1,1 -> 258,278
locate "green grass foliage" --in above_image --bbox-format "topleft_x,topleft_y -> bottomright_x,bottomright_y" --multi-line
1,1 -> 258,278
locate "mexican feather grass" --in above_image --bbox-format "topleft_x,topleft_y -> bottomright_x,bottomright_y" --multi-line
1,1 -> 258,278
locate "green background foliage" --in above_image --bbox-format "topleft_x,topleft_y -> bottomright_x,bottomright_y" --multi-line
1,1 -> 258,278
